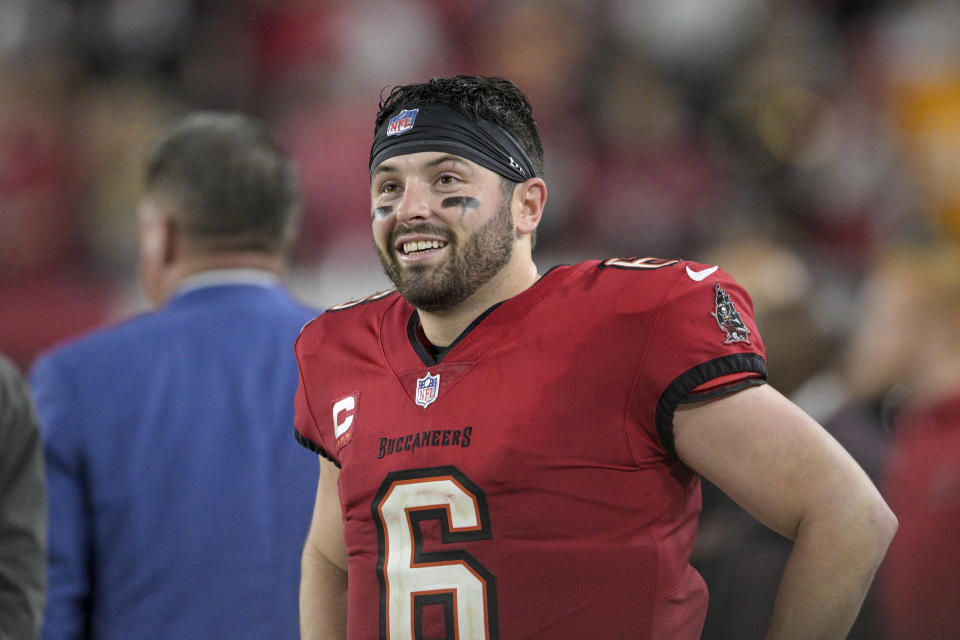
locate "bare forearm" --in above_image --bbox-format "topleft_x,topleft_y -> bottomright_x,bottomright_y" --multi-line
763,505 -> 897,639
674,386 -> 897,638
300,547 -> 348,640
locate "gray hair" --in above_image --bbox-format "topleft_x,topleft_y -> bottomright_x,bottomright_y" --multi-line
144,112 -> 300,253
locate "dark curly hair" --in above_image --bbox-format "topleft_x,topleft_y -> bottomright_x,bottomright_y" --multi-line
375,75 -> 544,179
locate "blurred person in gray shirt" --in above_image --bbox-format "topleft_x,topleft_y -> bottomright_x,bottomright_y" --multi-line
0,354 -> 46,639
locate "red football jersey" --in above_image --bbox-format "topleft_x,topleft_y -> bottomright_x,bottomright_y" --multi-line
295,258 -> 767,640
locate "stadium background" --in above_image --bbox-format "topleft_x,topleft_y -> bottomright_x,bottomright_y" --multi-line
2,0 -> 958,369
3,1 -> 959,637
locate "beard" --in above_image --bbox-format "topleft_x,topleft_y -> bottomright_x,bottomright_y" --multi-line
376,196 -> 515,313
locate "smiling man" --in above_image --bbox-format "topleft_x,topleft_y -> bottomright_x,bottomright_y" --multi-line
372,153 -> 521,317
293,75 -> 896,640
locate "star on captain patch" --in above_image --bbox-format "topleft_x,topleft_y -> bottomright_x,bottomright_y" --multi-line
415,372 -> 440,408
711,283 -> 751,344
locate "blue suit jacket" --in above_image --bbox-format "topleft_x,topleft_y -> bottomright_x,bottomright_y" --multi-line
30,281 -> 321,639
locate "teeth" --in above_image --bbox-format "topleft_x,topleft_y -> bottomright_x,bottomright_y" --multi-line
402,240 -> 446,254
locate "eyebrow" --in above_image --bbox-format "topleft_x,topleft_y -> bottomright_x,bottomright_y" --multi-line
371,163 -> 396,179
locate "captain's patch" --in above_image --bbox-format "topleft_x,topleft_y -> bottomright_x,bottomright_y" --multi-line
331,392 -> 359,450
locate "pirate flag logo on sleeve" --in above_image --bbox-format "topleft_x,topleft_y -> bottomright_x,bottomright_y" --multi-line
711,283 -> 751,344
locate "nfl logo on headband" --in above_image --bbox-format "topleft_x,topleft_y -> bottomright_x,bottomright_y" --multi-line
386,108 -> 419,137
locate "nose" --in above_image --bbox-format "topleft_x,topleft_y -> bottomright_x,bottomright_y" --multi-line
394,178 -> 433,225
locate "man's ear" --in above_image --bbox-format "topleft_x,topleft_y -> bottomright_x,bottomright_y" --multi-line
514,177 -> 547,236
139,194 -> 181,268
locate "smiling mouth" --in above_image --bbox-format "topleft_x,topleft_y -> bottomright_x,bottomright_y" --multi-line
401,240 -> 448,255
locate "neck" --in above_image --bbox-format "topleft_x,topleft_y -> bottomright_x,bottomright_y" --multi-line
418,259 -> 539,347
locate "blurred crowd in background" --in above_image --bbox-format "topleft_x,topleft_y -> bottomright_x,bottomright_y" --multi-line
3,0 -> 960,637
3,0 -> 960,369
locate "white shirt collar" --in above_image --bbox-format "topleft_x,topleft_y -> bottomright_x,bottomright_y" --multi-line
174,268 -> 279,296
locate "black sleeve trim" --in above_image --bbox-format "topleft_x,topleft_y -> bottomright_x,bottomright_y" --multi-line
294,429 -> 341,469
655,353 -> 767,457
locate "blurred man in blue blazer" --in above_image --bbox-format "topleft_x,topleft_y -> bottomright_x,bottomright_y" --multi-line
30,112 -> 321,639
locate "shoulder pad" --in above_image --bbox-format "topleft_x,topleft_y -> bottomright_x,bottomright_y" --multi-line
598,256 -> 681,271
326,288 -> 397,313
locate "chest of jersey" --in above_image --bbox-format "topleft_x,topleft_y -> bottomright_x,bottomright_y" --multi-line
312,294 -> 701,638
295,261 -> 766,639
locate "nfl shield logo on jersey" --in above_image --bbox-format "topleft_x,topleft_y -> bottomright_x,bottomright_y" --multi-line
415,372 -> 440,408
386,108 -> 418,136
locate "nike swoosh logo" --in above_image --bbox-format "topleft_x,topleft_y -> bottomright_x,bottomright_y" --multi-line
686,265 -> 718,281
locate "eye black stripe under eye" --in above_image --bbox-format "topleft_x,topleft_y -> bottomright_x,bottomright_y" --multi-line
441,197 -> 480,209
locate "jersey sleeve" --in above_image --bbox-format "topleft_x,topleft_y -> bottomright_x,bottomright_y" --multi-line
293,325 -> 341,467
631,263 -> 767,458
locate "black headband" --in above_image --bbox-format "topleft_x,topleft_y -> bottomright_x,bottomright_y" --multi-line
369,103 -> 537,183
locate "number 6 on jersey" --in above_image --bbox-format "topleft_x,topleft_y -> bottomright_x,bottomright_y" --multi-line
372,467 -> 499,639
